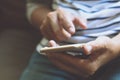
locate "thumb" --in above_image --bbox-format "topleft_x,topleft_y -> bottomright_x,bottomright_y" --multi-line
83,36 -> 112,55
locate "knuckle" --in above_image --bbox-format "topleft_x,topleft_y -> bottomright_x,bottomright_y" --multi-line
49,23 -> 72,42
97,36 -> 112,49
65,34 -> 71,39
47,12 -> 55,19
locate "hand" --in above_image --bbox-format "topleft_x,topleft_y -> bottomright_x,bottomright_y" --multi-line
40,8 -> 87,42
46,36 -> 119,78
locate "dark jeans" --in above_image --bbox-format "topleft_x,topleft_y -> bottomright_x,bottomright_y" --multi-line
20,51 -> 120,80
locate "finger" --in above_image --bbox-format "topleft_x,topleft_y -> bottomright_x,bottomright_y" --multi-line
46,12 -> 66,41
47,51 -> 99,76
47,12 -> 60,32
47,53 -> 92,74
83,36 -> 112,55
40,19 -> 58,40
40,24 -> 51,39
73,16 -> 87,29
46,12 -> 62,41
48,11 -> 71,41
83,44 -> 92,55
52,26 -> 72,41
48,56 -> 89,78
48,40 -> 58,47
57,8 -> 75,34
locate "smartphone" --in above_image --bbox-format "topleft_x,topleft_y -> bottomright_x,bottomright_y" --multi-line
40,43 -> 85,53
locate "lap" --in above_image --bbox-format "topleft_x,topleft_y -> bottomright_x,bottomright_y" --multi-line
92,57 -> 120,80
20,51 -> 120,80
20,51 -> 79,80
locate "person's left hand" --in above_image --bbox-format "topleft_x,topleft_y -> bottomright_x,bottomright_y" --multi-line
46,36 -> 119,78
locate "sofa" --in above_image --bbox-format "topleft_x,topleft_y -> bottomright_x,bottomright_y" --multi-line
0,0 -> 41,80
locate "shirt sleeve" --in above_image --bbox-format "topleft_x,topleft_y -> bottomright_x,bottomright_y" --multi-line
26,0 -> 53,22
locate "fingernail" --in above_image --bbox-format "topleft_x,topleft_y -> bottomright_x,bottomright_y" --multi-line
40,52 -> 47,56
86,45 -> 92,55
69,27 -> 75,34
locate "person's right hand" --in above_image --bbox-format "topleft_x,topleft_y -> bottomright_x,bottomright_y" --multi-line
40,8 -> 87,42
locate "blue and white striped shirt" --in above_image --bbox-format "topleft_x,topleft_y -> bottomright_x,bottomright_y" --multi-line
32,0 -> 120,53
52,0 -> 120,44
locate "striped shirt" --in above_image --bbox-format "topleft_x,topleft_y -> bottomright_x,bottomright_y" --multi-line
52,0 -> 120,44
27,0 -> 120,53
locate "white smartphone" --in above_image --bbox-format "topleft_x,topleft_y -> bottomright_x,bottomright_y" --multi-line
40,43 -> 85,53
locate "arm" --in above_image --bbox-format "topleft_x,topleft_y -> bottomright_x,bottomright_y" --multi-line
26,0 -> 53,29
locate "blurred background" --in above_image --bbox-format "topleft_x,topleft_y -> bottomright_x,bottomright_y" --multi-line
0,0 -> 41,80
